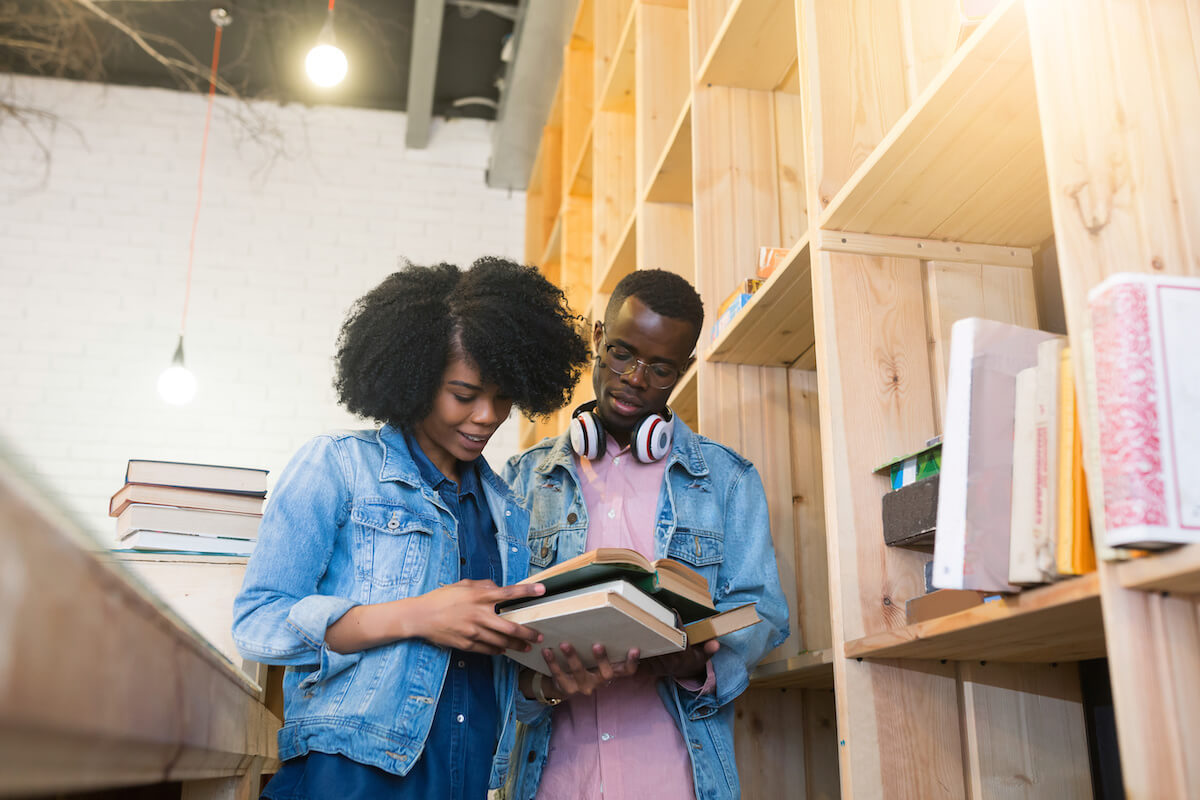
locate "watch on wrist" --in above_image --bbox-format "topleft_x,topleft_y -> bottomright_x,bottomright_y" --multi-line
531,671 -> 562,706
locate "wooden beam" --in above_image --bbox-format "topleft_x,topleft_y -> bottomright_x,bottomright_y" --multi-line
405,0 -> 445,149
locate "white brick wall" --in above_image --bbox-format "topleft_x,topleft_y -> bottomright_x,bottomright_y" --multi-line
0,75 -> 528,543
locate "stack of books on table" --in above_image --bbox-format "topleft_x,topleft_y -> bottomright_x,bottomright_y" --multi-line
495,547 -> 761,675
109,459 -> 268,556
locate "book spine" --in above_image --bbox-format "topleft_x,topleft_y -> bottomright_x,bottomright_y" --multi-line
1090,280 -> 1169,539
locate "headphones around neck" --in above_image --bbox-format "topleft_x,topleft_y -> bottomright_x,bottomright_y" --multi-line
569,401 -> 675,464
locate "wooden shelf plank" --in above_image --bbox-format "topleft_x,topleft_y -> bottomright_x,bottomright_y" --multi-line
568,122 -> 594,198
540,209 -> 563,266
669,361 -> 698,432
599,3 -> 637,113
1118,545 -> 1200,595
843,573 -> 1105,662
751,649 -> 834,689
597,210 -> 637,294
696,0 -> 797,91
819,0 -> 1053,248
706,236 -> 813,367
644,97 -> 692,205
0,460 -> 279,794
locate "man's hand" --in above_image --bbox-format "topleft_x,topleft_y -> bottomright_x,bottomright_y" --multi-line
641,640 -> 719,680
541,642 -> 640,699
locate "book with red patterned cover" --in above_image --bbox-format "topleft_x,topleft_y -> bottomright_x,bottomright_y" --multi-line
1088,273 -> 1200,549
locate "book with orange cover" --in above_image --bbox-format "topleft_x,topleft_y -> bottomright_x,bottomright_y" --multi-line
1055,349 -> 1096,576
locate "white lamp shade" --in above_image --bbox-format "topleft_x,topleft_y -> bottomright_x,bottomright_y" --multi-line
306,44 -> 348,87
158,364 -> 197,405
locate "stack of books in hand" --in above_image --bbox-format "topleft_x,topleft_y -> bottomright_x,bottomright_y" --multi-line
496,547 -> 760,675
109,460 -> 268,556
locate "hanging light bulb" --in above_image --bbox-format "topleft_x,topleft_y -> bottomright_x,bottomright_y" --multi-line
158,335 -> 198,405
306,1 -> 348,87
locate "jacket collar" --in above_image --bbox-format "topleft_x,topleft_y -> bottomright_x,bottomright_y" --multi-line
377,423 -> 525,508
377,424 -> 425,488
534,415 -> 709,478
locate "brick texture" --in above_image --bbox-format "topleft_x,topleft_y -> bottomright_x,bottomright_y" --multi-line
0,76 -> 530,542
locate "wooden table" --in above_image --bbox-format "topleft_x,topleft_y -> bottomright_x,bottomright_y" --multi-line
0,458 -> 281,798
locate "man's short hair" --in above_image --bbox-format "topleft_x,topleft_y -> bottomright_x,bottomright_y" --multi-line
606,269 -> 705,349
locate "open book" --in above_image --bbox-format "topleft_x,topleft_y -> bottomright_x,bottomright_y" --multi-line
499,578 -> 760,676
509,547 -> 715,623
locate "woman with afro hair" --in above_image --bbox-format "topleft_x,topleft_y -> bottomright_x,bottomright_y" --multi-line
233,257 -> 591,799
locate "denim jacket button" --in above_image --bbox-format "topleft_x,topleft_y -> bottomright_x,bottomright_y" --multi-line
387,518 -> 400,530
567,513 -> 578,524
540,544 -> 550,558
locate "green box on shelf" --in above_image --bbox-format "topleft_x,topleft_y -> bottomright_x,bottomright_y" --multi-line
875,436 -> 942,491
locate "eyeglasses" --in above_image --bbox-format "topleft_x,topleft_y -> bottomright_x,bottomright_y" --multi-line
598,330 -> 681,390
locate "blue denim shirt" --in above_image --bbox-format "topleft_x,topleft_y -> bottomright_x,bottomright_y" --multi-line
500,420 -> 790,800
232,425 -> 533,788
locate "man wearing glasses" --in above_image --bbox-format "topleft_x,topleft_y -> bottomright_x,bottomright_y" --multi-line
502,269 -> 789,800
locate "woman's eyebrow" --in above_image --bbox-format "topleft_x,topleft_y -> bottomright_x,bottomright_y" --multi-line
448,379 -> 483,391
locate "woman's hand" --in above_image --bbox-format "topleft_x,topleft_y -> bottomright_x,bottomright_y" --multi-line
540,642 -> 641,699
640,640 -> 719,680
407,579 -> 547,655
326,579 -> 545,655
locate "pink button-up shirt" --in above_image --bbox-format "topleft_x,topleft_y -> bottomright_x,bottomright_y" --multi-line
535,437 -> 713,800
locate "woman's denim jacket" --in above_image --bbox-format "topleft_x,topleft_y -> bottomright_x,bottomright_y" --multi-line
500,420 -> 789,800
232,425 -> 533,788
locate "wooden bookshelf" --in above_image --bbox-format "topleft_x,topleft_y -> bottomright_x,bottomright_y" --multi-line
540,210 -> 563,267
598,2 -> 636,113
750,649 -> 834,689
524,0 -> 1200,796
567,123 -> 594,198
644,99 -> 691,204
696,0 -> 797,91
843,574 -> 1105,662
597,209 -> 637,293
706,236 -> 812,367
819,0 -> 1052,247
668,361 -> 697,431
1117,545 -> 1200,596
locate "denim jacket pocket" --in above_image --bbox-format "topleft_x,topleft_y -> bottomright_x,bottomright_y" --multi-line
666,527 -> 725,569
352,501 -> 437,592
527,528 -> 560,570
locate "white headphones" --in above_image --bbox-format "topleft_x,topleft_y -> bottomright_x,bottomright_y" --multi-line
569,401 -> 675,463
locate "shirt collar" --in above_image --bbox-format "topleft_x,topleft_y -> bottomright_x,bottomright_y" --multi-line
403,428 -> 480,498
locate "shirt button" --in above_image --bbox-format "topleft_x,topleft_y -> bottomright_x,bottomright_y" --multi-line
505,510 -> 512,517
458,660 -> 465,668
457,714 -> 465,723
608,509 -> 616,519
613,456 -> 620,465
567,513 -> 578,524
511,545 -> 519,553
601,733 -> 612,741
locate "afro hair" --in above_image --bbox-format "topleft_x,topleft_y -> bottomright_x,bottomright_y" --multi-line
334,257 -> 591,428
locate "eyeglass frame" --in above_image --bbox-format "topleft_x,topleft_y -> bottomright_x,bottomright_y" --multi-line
595,323 -> 689,390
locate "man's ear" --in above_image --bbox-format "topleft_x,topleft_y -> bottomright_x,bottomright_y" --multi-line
592,320 -> 604,350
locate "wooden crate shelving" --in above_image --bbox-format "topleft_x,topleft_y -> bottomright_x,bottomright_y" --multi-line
524,0 -> 1200,796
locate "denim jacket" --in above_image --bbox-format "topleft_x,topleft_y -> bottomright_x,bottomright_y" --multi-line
500,420 -> 789,800
232,426 -> 533,788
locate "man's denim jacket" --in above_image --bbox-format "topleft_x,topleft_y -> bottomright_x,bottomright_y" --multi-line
500,420 -> 789,800
232,425 -> 533,788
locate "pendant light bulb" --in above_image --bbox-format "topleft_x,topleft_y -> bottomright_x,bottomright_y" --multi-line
306,11 -> 347,87
158,336 -> 198,406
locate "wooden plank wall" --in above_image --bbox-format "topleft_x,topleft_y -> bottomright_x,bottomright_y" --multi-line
1026,0 -> 1200,794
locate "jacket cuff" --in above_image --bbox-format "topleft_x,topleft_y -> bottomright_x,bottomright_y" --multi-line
286,595 -> 362,686
679,648 -> 747,720
515,690 -> 554,725
674,659 -> 716,696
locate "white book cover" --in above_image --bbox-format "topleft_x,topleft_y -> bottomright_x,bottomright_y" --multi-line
933,318 -> 1058,592
1031,338 -> 1066,579
1089,273 -> 1200,548
499,579 -> 686,675
116,503 -> 261,541
118,529 -> 256,556
1007,367 -> 1039,584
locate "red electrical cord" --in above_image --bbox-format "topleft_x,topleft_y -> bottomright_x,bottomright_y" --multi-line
180,20 -> 224,337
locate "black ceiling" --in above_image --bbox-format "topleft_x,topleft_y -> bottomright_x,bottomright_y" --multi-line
0,0 -> 518,118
